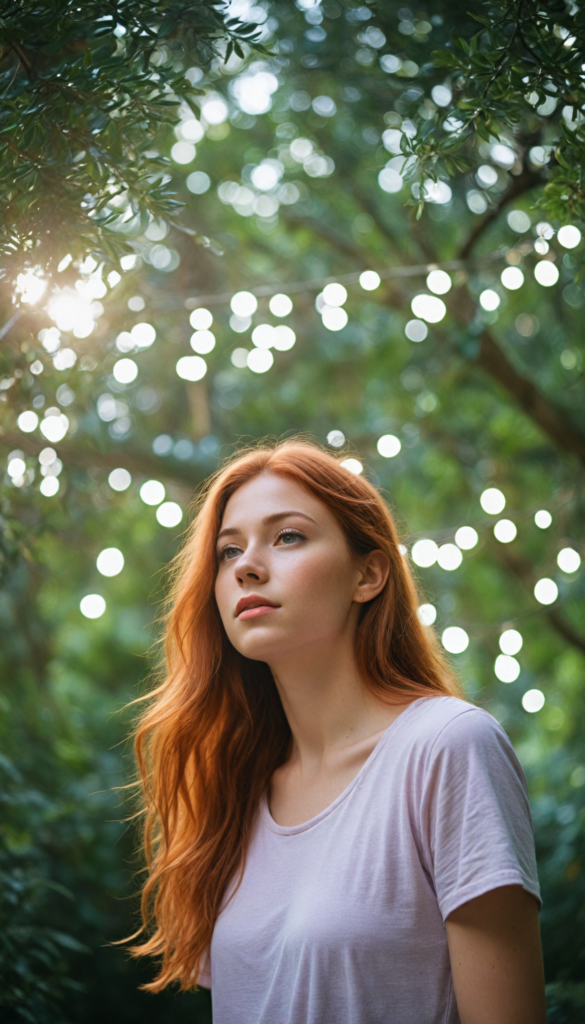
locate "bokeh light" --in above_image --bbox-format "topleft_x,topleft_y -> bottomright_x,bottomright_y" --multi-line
426,270 -> 451,295
340,458 -> 363,475
534,510 -> 552,529
327,430 -> 345,447
201,95 -> 228,124
176,355 -> 207,381
378,167 -> 403,193
231,348 -> 249,368
80,594 -> 106,619
534,578 -> 558,605
479,289 -> 500,311
7,456 -> 26,478
495,654 -> 521,683
140,480 -> 165,505
131,322 -> 156,348
522,689 -> 545,713
190,330 -> 216,354
156,502 -> 183,528
437,543 -> 463,571
96,547 -> 125,577
501,267 -> 524,290
557,225 -> 581,249
534,261 -> 559,287
557,547 -> 581,573
405,319 -> 428,342
411,294 -> 446,323
230,314 -> 251,333
377,434 -> 401,458
322,283 -> 348,307
500,629 -> 523,655
113,358 -> 138,384
272,326 -> 296,351
442,626 -> 469,654
455,526 -> 478,550
171,141 -> 196,164
321,306 -> 348,331
493,519 -> 517,543
480,487 -> 506,515
411,539 -> 438,567
231,291 -> 258,317
40,477 -> 59,497
507,210 -> 531,233
53,348 -> 77,371
186,171 -> 211,194
359,270 -> 381,291
17,411 -> 39,433
417,603 -> 437,625
40,412 -> 69,443
252,324 -> 274,349
247,348 -> 273,373
189,308 -> 213,331
15,270 -> 47,304
269,293 -> 293,317
108,468 -> 131,491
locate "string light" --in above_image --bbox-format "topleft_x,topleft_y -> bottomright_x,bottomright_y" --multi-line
80,594 -> 106,619
522,689 -> 545,713
96,547 -> 125,576
183,252 -> 507,308
139,480 -> 165,505
500,629 -> 523,655
156,501 -> 183,528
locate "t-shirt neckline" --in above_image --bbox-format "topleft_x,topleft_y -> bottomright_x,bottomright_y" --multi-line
262,695 -> 434,835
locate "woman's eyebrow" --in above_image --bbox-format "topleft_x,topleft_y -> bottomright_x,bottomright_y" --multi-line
263,510 -> 317,526
217,510 -> 317,542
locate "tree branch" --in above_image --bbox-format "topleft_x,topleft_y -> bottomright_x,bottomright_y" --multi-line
8,41 -> 35,79
547,610 -> 585,657
493,544 -> 585,657
350,181 -> 402,251
476,328 -> 585,467
279,210 -> 369,265
0,429 -> 201,496
458,170 -> 542,260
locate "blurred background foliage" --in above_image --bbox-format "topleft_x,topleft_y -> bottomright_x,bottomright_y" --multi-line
1,0 -> 584,1020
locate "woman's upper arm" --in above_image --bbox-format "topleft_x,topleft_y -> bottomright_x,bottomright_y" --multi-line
445,884 -> 546,1024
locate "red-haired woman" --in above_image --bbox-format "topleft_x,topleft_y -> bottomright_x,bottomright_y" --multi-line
130,439 -> 546,1024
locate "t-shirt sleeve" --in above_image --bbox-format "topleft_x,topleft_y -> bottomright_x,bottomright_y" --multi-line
419,707 -> 541,922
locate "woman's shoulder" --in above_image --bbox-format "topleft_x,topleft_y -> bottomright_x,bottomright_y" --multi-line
402,696 -> 527,802
404,695 -> 512,759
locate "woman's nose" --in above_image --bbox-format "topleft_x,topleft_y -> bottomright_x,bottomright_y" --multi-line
235,547 -> 268,584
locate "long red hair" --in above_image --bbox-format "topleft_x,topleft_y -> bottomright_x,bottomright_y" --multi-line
130,438 -> 463,990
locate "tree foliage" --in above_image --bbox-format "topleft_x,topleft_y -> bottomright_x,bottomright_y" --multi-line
404,0 -> 585,226
1,1 -> 584,1020
0,1 -> 263,269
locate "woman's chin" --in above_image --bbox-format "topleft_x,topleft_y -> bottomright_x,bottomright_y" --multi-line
232,629 -> 292,665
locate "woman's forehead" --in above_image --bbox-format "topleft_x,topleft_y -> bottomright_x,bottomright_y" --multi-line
220,472 -> 329,528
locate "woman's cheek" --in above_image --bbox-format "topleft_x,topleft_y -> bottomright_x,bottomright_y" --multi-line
284,550 -> 347,607
214,576 -> 232,632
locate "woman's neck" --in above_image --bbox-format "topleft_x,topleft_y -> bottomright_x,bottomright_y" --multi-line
269,632 -> 406,773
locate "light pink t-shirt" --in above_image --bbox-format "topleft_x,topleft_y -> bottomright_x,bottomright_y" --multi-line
200,695 -> 541,1023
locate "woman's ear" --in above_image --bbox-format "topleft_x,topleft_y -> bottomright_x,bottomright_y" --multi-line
354,549 -> 390,603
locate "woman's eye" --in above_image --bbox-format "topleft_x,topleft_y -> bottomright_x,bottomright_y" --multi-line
219,545 -> 241,561
278,530 -> 303,545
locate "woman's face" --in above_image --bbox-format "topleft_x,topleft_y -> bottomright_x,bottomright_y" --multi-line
214,471 -> 386,665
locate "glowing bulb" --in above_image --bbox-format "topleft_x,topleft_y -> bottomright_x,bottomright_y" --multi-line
441,626 -> 469,654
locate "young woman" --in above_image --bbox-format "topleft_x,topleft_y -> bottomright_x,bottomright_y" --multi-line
130,439 -> 546,1023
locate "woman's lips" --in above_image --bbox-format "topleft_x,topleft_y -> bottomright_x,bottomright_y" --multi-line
237,604 -> 279,621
